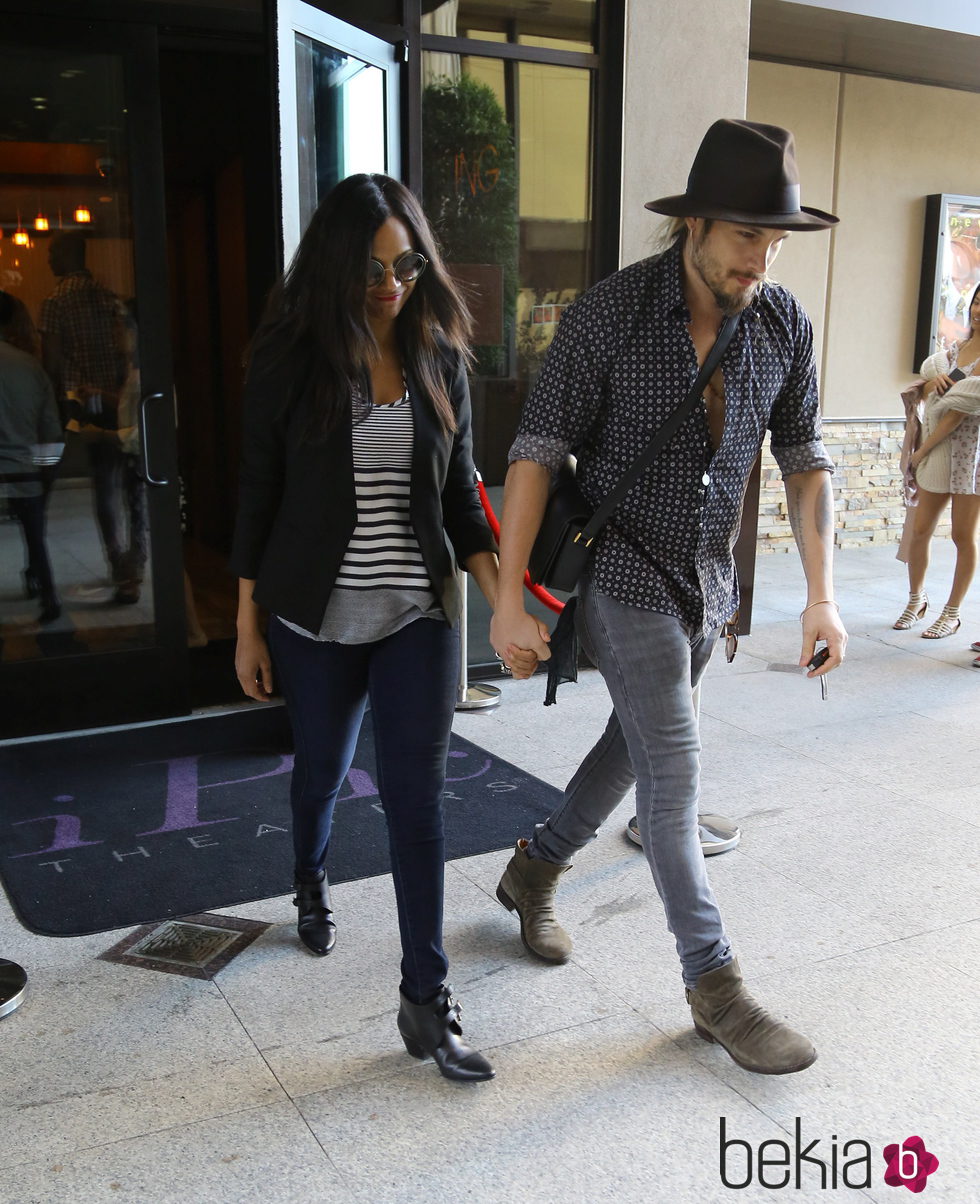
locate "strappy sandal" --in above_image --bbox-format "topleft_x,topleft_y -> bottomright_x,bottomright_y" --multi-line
893,596 -> 928,630
922,606 -> 961,639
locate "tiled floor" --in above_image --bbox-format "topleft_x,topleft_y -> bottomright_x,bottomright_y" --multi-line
2,542 -> 979,1203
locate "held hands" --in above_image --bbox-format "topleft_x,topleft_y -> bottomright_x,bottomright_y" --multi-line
506,645 -> 542,680
490,608 -> 552,680
798,600 -> 847,676
235,630 -> 274,700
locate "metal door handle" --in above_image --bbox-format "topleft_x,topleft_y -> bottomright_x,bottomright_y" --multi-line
138,392 -> 169,486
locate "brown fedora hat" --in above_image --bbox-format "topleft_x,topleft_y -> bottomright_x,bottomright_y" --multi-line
645,119 -> 838,231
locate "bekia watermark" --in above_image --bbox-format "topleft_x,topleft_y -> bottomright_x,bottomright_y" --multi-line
882,1137 -> 940,1194
719,1118 -> 939,1192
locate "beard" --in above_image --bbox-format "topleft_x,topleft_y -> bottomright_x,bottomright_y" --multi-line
689,232 -> 760,317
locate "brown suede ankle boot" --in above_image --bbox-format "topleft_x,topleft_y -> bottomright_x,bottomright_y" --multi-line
496,839 -> 572,962
686,959 -> 816,1075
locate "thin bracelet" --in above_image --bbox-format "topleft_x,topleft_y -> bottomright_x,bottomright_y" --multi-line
800,600 -> 839,621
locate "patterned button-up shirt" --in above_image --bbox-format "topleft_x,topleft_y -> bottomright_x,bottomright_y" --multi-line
510,241 -> 834,633
39,270 -> 128,398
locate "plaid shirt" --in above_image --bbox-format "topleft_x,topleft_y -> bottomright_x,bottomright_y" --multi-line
510,242 -> 834,633
39,271 -> 128,398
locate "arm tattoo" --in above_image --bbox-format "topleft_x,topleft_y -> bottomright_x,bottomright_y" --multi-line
786,473 -> 834,563
786,479 -> 804,547
814,476 -> 834,543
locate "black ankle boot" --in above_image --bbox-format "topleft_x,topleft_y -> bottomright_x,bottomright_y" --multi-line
397,986 -> 495,1082
292,870 -> 336,956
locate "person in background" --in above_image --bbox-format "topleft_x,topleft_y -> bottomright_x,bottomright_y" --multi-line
490,120 -> 846,1077
231,173 -> 541,1083
0,291 -> 63,624
40,232 -> 145,604
896,282 -> 980,645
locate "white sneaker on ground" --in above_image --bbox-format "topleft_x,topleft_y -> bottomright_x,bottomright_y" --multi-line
626,813 -> 741,856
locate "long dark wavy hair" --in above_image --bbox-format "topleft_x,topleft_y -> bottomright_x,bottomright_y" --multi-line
0,290 -> 41,358
251,173 -> 472,436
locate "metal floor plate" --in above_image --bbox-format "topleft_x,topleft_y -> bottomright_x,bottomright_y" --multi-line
98,913 -> 271,980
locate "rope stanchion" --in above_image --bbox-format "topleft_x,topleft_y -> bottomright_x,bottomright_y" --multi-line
454,566 -> 501,711
476,475 -> 565,615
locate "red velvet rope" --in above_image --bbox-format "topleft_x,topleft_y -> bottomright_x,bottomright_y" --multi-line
476,476 -> 565,615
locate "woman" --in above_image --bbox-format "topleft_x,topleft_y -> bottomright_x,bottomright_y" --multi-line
894,283 -> 980,640
0,291 -> 62,623
231,174 -> 539,1083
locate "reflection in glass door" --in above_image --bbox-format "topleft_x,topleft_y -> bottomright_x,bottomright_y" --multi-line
294,34 -> 388,232
276,0 -> 401,261
0,24 -> 184,737
0,47 -> 154,663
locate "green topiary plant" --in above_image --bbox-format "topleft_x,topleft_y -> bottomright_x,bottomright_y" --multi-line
422,73 -> 518,375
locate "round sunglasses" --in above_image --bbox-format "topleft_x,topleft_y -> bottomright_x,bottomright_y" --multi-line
367,251 -> 428,288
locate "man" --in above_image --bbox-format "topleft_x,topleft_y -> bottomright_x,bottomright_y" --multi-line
489,120 -> 847,1075
40,232 -> 146,604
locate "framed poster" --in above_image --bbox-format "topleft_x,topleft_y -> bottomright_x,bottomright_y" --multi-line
915,193 -> 980,371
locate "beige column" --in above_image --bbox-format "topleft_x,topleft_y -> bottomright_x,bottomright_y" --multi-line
620,0 -> 752,267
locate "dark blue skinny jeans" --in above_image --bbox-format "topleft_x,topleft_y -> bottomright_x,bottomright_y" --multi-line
269,614 -> 459,1003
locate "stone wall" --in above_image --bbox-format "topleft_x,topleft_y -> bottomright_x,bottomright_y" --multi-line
756,419 -> 945,554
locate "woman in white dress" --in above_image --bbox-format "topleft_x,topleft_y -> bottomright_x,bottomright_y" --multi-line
894,283 -> 980,640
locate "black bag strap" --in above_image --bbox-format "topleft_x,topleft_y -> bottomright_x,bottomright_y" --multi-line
578,312 -> 739,543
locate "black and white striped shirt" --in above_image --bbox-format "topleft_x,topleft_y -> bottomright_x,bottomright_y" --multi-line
336,393 -> 428,592
280,392 -> 442,643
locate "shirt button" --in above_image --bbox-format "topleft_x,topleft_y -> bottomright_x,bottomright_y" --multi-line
702,472 -> 711,485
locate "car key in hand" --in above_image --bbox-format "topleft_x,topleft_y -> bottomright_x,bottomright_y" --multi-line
765,645 -> 832,699
807,646 -> 830,700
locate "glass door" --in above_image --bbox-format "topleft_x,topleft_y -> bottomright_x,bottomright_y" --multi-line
275,0 -> 402,261
0,19 -> 184,737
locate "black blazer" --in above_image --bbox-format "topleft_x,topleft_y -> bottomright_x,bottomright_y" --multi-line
229,342 -> 496,634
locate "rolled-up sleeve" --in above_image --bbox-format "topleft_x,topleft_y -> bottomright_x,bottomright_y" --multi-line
768,295 -> 835,479
919,351 -> 949,380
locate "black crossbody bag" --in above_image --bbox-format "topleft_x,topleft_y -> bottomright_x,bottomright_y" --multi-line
528,313 -> 739,593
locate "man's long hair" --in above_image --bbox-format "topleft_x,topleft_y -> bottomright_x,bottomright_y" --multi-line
650,216 -> 689,255
251,173 -> 472,437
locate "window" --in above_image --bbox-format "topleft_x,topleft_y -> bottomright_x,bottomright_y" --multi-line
420,2 -> 603,483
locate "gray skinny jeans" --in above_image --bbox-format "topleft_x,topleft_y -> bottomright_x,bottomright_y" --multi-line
529,578 -> 733,987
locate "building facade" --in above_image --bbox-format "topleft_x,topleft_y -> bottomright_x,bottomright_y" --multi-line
0,0 -> 977,737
